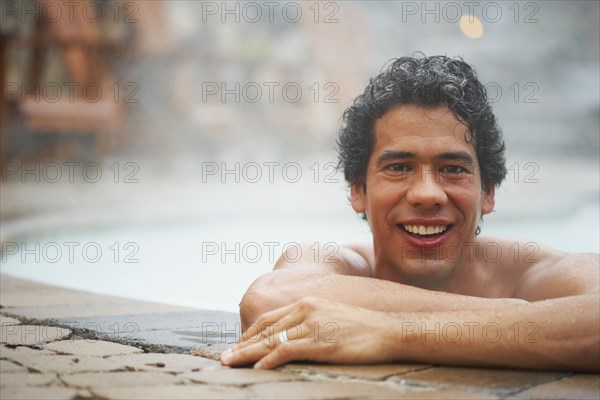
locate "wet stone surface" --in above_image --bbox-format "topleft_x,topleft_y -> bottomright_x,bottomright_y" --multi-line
0,274 -> 597,400
0,325 -> 72,346
55,310 -> 240,358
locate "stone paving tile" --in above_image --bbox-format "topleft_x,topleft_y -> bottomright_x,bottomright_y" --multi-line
106,353 -> 220,373
0,386 -> 82,400
280,362 -> 432,380
0,316 -> 21,325
91,384 -> 251,399
249,380 -> 409,399
388,388 -> 498,399
0,343 -> 57,358
0,325 -> 71,346
60,371 -> 186,388
508,374 -> 600,400
46,339 -> 143,357
394,366 -> 569,396
1,275 -> 597,400
183,367 -> 305,386
191,343 -> 230,360
0,359 -> 28,372
0,372 -> 58,387
11,354 -> 124,373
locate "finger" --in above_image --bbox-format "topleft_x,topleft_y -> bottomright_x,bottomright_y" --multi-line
235,312 -> 305,354
226,317 -> 306,369
239,302 -> 298,343
254,340 -> 304,370
221,336 -> 278,367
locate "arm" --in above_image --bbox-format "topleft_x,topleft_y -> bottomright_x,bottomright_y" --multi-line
393,251 -> 599,370
227,253 -> 599,371
226,293 -> 598,371
239,242 -> 527,330
240,241 -> 526,331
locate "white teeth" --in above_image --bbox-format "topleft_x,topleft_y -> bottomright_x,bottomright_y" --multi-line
403,224 -> 448,235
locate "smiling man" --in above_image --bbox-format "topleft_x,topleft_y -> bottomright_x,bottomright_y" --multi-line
221,55 -> 600,371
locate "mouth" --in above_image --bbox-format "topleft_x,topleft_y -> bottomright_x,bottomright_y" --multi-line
398,223 -> 453,248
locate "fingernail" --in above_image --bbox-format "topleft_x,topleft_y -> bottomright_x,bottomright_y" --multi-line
221,349 -> 233,364
253,361 -> 263,369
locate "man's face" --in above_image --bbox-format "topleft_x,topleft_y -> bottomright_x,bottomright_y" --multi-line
350,105 -> 495,286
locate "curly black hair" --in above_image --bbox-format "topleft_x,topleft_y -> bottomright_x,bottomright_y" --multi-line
337,55 -> 506,192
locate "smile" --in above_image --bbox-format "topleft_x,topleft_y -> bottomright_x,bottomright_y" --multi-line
402,224 -> 448,236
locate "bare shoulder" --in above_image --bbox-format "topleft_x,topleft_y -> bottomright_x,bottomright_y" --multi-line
478,236 -> 600,301
477,236 -> 566,272
274,241 -> 375,278
339,242 -> 375,277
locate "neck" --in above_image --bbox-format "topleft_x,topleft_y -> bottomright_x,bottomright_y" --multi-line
374,243 -> 485,294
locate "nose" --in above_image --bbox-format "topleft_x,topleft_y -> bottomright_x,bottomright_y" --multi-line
405,168 -> 448,209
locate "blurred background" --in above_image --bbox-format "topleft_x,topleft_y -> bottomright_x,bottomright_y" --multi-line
1,0 -> 598,312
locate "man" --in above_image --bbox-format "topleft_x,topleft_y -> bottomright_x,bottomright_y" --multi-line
220,55 -> 599,371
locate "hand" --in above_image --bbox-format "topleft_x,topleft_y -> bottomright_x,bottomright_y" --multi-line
220,297 -> 398,369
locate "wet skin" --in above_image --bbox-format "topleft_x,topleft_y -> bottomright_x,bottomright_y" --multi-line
221,105 -> 600,372
350,105 -> 495,291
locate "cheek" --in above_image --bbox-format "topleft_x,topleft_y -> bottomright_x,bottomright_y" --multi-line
446,187 -> 481,213
368,184 -> 405,211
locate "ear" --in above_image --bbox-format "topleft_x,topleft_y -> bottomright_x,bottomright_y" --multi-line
350,183 -> 366,214
481,186 -> 495,215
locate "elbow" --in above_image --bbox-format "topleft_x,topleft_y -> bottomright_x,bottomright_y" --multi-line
239,273 -> 288,332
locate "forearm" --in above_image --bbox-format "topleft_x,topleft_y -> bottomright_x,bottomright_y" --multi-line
240,268 -> 526,329
388,294 -> 600,371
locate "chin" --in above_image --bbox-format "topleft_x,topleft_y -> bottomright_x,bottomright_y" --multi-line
393,257 -> 456,285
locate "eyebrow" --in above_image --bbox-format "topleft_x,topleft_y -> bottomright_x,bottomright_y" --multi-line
437,151 -> 474,165
376,151 -> 414,167
375,150 -> 474,167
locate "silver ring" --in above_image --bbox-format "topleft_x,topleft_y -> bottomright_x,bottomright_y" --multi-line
278,330 -> 288,343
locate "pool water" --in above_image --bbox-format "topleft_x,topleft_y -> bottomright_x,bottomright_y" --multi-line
1,202 -> 597,313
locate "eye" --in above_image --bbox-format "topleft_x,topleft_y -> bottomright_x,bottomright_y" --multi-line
441,165 -> 467,175
386,163 -> 412,173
